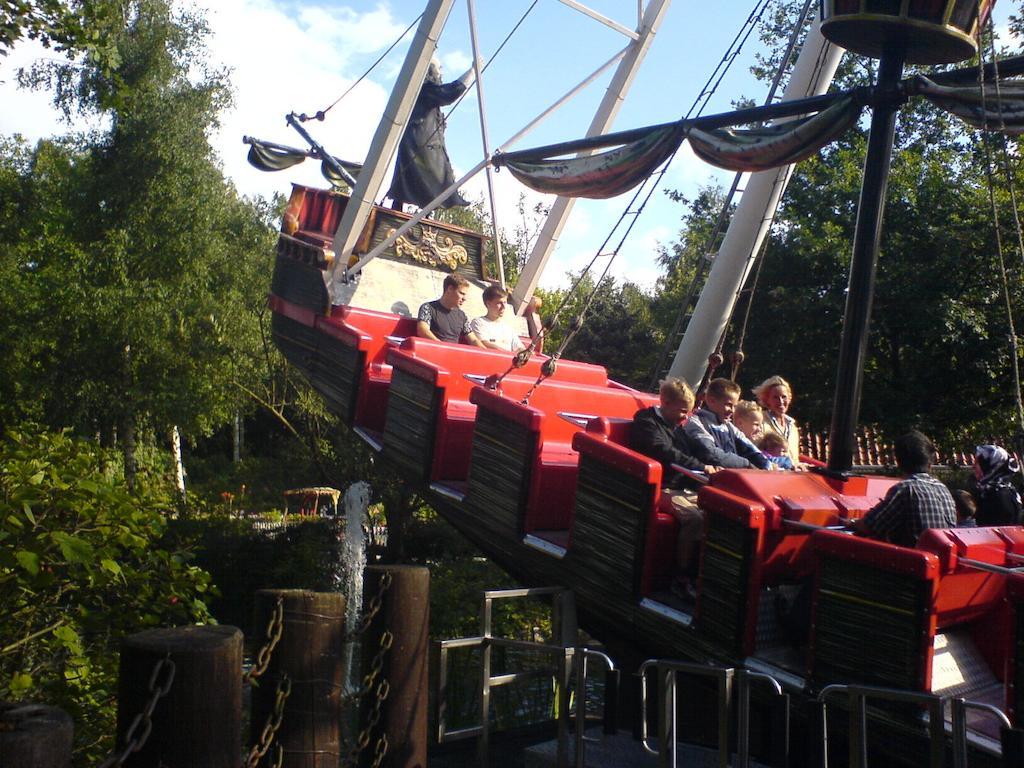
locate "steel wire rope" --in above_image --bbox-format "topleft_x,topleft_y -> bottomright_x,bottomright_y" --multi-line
419,0 -> 540,149
646,0 -> 814,389
499,0 -> 780,394
976,6 -> 1024,432
297,12 -> 424,122
535,0 -> 776,337
719,4 -> 827,381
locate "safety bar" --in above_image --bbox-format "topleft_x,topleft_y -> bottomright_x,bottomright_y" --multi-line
958,557 -> 1024,576
951,698 -> 1012,768
574,648 -> 616,768
781,518 -> 849,532
559,411 -> 600,428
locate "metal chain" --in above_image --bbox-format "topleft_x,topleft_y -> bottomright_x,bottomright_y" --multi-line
342,629 -> 393,768
98,654 -> 176,768
343,570 -> 393,642
246,673 -> 292,768
246,596 -> 285,684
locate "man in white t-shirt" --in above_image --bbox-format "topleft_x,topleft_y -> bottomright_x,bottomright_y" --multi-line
471,285 -> 525,352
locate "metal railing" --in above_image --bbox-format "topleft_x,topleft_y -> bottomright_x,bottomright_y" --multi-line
573,648 -> 617,768
639,659 -> 787,768
818,683 -> 1013,768
437,587 -> 579,767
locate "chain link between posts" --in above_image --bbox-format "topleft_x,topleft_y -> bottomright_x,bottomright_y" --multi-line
342,571 -> 395,768
98,654 -> 176,768
246,673 -> 291,768
245,596 -> 285,685
343,570 -> 392,642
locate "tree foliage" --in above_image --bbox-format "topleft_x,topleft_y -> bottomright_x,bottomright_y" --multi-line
0,0 -> 278,481
0,427 -> 213,760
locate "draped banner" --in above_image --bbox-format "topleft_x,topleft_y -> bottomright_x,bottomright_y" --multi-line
495,123 -> 688,199
687,96 -> 862,172
911,75 -> 1024,134
494,98 -> 862,198
246,139 -> 362,187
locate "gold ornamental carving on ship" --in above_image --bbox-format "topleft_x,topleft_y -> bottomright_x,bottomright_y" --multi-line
387,226 -> 468,272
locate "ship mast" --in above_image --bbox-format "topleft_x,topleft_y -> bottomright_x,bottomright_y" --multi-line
668,15 -> 843,386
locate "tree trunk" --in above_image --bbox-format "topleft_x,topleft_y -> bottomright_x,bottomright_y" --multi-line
122,410 -> 137,493
171,425 -> 186,504
232,413 -> 242,463
121,343 -> 137,492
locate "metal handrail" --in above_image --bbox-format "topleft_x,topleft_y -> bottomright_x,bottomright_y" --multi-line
574,648 -> 616,768
735,669 -> 786,768
951,697 -> 1013,768
818,684 -> 945,768
639,659 -> 734,768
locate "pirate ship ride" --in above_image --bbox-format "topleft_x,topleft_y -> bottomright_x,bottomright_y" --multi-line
258,0 -> 1024,762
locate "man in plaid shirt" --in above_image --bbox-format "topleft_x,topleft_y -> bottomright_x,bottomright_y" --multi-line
853,430 -> 956,547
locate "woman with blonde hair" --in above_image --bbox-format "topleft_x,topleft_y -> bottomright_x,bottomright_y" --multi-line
753,375 -> 800,462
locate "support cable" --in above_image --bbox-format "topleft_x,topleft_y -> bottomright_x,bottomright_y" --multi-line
647,0 -> 815,390
977,8 -> 1024,433
298,12 -> 424,122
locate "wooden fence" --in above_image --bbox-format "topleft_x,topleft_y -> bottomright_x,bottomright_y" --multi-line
800,425 -> 983,468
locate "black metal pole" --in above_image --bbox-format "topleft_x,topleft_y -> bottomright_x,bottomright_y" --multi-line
827,49 -> 906,473
286,113 -> 359,188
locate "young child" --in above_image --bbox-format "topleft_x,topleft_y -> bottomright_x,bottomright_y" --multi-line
758,431 -> 795,470
733,400 -> 764,443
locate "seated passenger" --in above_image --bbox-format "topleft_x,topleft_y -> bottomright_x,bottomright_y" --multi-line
471,285 -> 525,352
753,375 -> 801,462
684,378 -> 772,470
758,431 -> 795,470
631,378 -> 717,602
972,445 -> 1024,526
417,273 -> 485,347
852,430 -> 956,546
733,400 -> 764,442
952,489 -> 978,528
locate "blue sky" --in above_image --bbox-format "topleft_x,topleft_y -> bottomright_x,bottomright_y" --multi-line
0,1 -> 1016,290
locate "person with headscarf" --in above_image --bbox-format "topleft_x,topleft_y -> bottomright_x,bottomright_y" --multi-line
388,58 -> 475,211
971,445 -> 1024,526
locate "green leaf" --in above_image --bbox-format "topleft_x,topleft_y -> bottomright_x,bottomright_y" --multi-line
15,550 -> 40,575
53,626 -> 83,654
51,532 -> 95,564
9,673 -> 33,694
28,471 -> 45,485
100,558 -> 122,578
21,502 -> 36,525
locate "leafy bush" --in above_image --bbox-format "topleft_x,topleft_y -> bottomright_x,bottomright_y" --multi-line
0,427 -> 213,763
166,515 -> 345,631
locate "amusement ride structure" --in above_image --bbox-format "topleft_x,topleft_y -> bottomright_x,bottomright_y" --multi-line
253,0 -> 1024,763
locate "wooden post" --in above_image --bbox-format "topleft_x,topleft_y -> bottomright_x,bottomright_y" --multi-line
360,565 -> 429,768
117,625 -> 242,768
252,589 -> 347,768
0,702 -> 72,768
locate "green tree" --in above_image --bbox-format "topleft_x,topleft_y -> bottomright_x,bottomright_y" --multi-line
0,427 -> 213,761
0,0 -> 278,482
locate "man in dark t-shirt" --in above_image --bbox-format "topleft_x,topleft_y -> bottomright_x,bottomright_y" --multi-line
417,274 -> 485,346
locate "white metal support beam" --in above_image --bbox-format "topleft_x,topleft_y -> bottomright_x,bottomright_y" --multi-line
667,19 -> 844,386
328,0 -> 456,298
557,0 -> 640,40
510,0 -> 672,315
